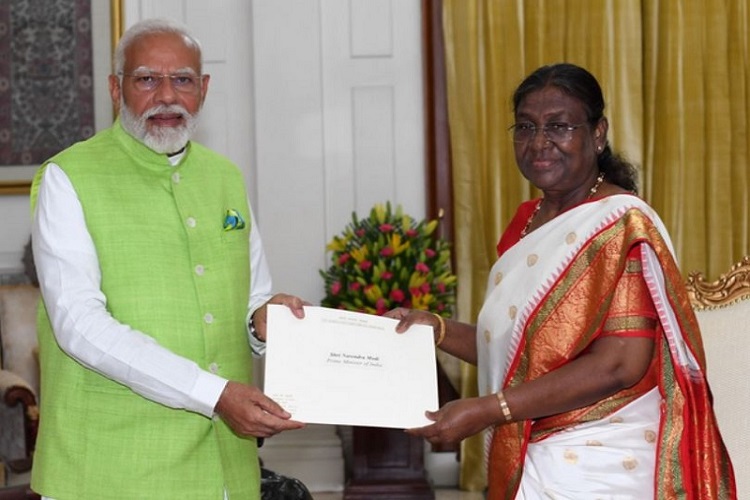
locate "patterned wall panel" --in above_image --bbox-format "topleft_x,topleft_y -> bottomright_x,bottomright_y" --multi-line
0,0 -> 94,166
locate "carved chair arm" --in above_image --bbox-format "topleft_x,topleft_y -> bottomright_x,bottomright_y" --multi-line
0,369 -> 39,473
686,255 -> 750,310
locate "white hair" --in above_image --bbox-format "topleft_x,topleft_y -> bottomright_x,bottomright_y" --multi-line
113,18 -> 203,75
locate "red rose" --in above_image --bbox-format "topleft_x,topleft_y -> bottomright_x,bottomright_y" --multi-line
415,262 -> 430,273
380,247 -> 394,257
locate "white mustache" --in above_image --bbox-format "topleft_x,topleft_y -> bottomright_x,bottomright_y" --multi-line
144,104 -> 190,119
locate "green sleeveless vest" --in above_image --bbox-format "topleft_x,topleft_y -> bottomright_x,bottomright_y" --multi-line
30,121 -> 260,499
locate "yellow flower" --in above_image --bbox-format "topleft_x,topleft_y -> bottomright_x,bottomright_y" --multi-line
326,235 -> 349,252
364,284 -> 383,303
350,245 -> 370,263
411,292 -> 435,310
409,272 -> 427,290
388,233 -> 410,256
373,203 -> 387,224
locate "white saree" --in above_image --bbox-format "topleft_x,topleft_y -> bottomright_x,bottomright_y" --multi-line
475,194 -> 718,499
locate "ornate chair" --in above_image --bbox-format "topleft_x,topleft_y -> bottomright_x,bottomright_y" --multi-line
0,240 -> 40,489
686,255 -> 750,497
0,284 -> 40,488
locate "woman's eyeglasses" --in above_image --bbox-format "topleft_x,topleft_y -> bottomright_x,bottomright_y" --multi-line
509,122 -> 586,144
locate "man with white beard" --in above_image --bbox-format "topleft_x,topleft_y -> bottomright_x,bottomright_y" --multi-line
29,18 -> 305,500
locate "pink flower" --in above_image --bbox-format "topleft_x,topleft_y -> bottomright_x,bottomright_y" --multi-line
356,228 -> 366,238
415,262 -> 430,273
389,289 -> 405,302
410,287 -> 421,297
436,282 -> 446,293
375,298 -> 388,315
331,281 -> 342,296
338,253 -> 351,265
359,260 -> 372,271
379,224 -> 394,232
420,282 -> 430,294
381,271 -> 393,280
350,282 -> 362,291
406,229 -> 418,238
425,248 -> 436,258
380,247 -> 394,257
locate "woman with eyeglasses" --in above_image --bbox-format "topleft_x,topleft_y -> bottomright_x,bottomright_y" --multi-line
388,63 -> 735,499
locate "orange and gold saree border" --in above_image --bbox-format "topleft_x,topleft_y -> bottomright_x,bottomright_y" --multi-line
643,230 -> 737,497
488,207 -> 734,498
489,210 -> 644,497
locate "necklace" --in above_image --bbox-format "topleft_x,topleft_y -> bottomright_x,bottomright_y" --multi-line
520,172 -> 605,238
519,199 -> 543,238
588,171 -> 606,198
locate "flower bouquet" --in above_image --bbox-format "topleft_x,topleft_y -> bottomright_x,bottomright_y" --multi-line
319,202 -> 457,317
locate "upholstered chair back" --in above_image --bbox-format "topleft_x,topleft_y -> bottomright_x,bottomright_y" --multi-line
0,281 -> 41,486
0,285 -> 41,393
686,256 -> 750,498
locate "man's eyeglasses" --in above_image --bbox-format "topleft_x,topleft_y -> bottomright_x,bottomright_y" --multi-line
509,122 -> 586,144
119,72 -> 203,94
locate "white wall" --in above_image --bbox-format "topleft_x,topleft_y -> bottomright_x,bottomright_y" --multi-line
252,0 -> 425,304
0,201 -> 30,274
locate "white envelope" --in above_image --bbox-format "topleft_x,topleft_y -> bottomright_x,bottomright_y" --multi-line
263,305 -> 439,428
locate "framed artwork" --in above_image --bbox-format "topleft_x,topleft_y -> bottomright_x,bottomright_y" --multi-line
0,0 -> 122,195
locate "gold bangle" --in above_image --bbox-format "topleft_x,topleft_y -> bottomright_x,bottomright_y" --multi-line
432,313 -> 446,347
496,391 -> 513,423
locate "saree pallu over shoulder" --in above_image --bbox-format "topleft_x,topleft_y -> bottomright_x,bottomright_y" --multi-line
642,246 -> 736,499
477,195 -> 735,499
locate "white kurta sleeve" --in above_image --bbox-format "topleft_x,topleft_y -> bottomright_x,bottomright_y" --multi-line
246,206 -> 273,356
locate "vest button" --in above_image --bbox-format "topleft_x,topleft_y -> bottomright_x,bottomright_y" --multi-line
195,264 -> 205,276
209,363 -> 219,374
172,172 -> 181,183
204,313 -> 214,324
186,217 -> 196,228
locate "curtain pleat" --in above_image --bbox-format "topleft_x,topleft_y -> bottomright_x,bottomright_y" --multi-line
442,0 -> 749,491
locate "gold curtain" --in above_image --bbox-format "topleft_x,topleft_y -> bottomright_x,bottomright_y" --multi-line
442,0 -> 750,491
643,0 -> 750,278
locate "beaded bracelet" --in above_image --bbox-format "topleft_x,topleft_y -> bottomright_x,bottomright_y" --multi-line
432,312 -> 446,347
496,391 -> 513,423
